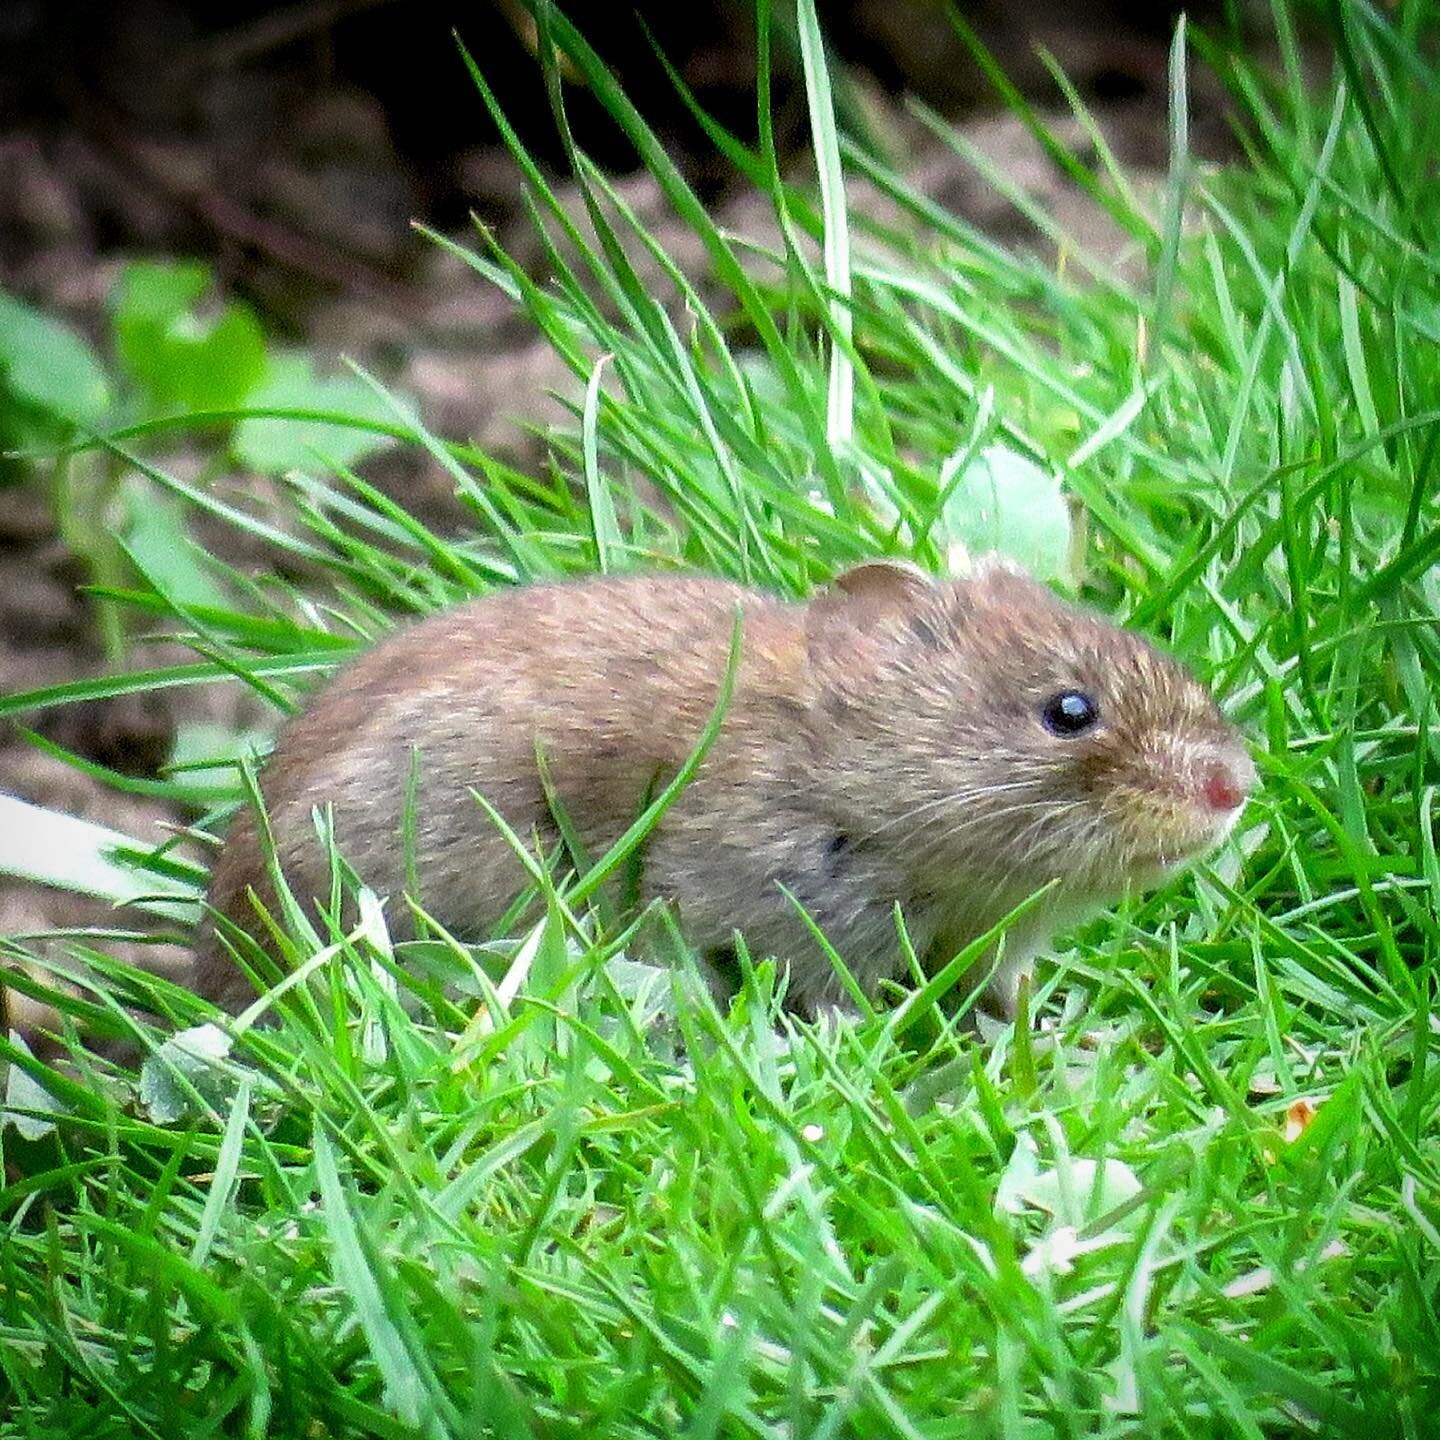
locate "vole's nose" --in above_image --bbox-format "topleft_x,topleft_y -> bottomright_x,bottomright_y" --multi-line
1200,758 -> 1249,814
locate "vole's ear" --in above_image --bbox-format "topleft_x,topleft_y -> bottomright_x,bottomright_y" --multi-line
808,560 -> 935,647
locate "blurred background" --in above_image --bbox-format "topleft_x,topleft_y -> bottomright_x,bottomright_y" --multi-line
2,0 -> 1232,365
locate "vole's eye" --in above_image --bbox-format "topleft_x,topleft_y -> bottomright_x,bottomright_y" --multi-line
1041,690 -> 1099,736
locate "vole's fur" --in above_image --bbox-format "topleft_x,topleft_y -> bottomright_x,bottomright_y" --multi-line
197,562 -> 1252,1016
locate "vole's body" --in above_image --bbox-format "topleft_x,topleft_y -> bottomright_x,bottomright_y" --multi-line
198,564 -> 1252,1015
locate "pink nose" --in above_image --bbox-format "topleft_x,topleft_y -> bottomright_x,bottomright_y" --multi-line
1201,761 -> 1247,813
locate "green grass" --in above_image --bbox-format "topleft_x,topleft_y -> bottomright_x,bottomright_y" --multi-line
3,0 -> 1439,1434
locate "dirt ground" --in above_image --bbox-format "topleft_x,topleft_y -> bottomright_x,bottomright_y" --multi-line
0,0 -> 1245,994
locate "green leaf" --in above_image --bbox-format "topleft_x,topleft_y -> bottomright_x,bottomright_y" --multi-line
2,1032 -> 63,1141
232,353 -> 400,473
995,1133 -> 1144,1230
138,1024 -> 246,1126
0,793 -> 198,918
165,720 -> 270,804
111,259 -> 267,413
120,481 -> 231,612
0,290 -> 111,423
938,443 -> 1073,582
111,258 -> 210,329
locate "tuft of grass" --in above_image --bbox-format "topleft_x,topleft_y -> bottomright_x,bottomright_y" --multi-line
2,0 -> 1439,1434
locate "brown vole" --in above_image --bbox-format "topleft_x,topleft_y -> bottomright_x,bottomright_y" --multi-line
196,560 -> 1253,1017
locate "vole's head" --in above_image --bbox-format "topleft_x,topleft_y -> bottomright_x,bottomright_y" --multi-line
806,559 -> 1254,904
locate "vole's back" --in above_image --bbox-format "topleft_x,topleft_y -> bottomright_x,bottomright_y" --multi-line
197,575 -> 819,1008
197,563 -> 1253,1017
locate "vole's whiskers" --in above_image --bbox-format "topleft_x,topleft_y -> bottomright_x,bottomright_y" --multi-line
1003,800 -> 1092,866
906,796 -> 1088,867
891,798 -> 1061,858
863,779 -> 1044,842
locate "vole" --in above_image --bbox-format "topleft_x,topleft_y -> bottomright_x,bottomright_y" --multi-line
196,560 -> 1254,1017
